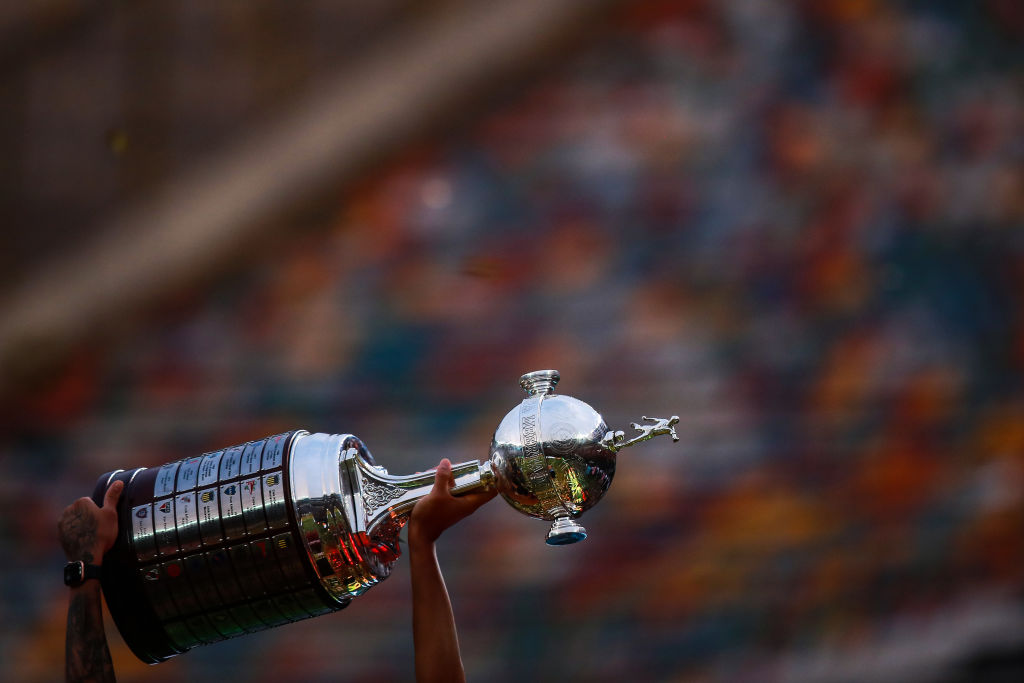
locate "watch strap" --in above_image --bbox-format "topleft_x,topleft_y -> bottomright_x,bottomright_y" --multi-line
64,560 -> 102,587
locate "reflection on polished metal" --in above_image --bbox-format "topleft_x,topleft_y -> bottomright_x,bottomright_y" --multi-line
90,369 -> 676,662
288,434 -> 493,606
490,370 -> 679,545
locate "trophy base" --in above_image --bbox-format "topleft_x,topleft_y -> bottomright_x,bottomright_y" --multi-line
546,518 -> 587,545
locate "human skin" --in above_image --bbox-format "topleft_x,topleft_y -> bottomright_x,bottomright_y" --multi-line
58,479 -> 123,683
408,458 -> 496,683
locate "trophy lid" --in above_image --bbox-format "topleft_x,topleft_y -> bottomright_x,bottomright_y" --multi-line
520,369 -> 560,396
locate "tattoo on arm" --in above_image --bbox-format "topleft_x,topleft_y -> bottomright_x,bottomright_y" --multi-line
59,506 -> 99,563
66,587 -> 116,683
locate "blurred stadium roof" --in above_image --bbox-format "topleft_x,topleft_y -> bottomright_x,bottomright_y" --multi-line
0,0 -> 614,387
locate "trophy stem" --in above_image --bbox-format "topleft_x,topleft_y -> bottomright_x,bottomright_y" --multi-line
358,458 -> 495,550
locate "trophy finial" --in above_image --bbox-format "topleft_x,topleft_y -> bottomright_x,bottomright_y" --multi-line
520,369 -> 560,396
600,415 -> 680,452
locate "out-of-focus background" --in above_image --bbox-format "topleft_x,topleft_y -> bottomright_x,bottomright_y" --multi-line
1,0 -> 1022,681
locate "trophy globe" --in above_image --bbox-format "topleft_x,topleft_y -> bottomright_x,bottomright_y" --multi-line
489,370 -> 679,545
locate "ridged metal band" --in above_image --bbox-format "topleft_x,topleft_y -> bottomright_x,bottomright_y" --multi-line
519,396 -> 572,519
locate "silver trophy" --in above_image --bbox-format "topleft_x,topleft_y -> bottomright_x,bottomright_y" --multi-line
92,370 -> 678,662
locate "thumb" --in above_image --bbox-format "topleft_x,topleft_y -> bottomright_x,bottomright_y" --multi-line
103,479 -> 125,510
433,458 -> 453,494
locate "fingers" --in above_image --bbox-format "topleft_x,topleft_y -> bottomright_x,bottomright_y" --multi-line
102,480 -> 125,510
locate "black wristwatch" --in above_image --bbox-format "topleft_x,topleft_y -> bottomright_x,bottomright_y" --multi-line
63,560 -> 102,588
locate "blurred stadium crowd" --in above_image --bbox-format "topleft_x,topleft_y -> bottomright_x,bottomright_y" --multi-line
2,0 -> 1022,681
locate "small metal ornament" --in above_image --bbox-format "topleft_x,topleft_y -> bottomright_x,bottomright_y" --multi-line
91,370 -> 678,662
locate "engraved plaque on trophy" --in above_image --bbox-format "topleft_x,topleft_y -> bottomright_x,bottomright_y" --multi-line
91,370 -> 678,662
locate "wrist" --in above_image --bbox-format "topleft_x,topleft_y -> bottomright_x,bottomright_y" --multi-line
66,550 -> 105,566
407,526 -> 437,553
67,576 -> 103,592
64,560 -> 103,588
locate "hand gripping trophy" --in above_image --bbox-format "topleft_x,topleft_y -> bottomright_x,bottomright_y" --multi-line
92,370 -> 679,662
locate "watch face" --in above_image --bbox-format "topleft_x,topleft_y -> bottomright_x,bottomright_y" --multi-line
64,561 -> 84,587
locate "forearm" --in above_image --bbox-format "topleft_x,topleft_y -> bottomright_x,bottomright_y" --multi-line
66,581 -> 116,683
409,532 -> 466,683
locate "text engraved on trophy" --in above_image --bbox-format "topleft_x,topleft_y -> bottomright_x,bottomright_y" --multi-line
362,479 -> 403,512
197,451 -> 223,487
174,492 -> 201,551
262,471 -> 288,529
177,457 -> 203,492
219,483 -> 245,541
131,504 -> 157,561
520,398 -> 566,517
220,446 -> 244,480
261,433 -> 288,470
197,487 -> 223,545
240,477 -> 266,534
240,440 -> 265,476
520,401 -> 544,476
154,498 -> 179,555
154,462 -> 180,498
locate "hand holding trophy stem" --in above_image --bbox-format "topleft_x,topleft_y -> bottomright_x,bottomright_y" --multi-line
87,369 -> 679,662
